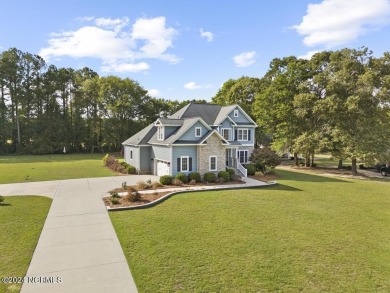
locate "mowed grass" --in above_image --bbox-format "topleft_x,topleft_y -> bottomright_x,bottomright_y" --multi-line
110,170 -> 390,292
0,154 -> 116,184
0,196 -> 52,293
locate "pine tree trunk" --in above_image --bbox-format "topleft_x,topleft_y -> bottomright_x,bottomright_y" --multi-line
338,159 -> 343,169
294,153 -> 298,166
305,153 -> 310,167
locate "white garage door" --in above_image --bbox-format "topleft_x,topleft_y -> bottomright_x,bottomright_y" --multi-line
157,161 -> 170,176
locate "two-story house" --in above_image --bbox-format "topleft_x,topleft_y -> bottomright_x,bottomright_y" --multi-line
122,103 -> 257,177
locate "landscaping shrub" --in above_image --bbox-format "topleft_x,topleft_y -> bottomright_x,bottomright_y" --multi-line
175,173 -> 188,183
204,172 -> 216,183
111,197 -> 120,205
111,192 -> 120,198
103,154 -> 116,166
250,147 -> 281,174
218,171 -> 230,182
188,172 -> 201,183
226,168 -> 235,176
172,178 -> 184,186
151,181 -> 163,189
136,180 -> 150,190
127,165 -> 137,174
124,191 -> 141,202
189,179 -> 196,185
160,175 -> 174,185
244,164 -> 256,176
120,162 -> 129,167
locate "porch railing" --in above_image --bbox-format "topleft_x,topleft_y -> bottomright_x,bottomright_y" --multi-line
236,159 -> 247,177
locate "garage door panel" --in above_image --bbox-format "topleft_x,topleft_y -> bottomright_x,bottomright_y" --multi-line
157,161 -> 169,176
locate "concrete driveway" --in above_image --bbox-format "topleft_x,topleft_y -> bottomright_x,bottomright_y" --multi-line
1,175 -> 158,293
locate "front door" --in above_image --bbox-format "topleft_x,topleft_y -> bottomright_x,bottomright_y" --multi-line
226,149 -> 233,167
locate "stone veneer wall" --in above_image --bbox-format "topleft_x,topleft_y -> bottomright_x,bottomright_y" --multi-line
198,133 -> 226,175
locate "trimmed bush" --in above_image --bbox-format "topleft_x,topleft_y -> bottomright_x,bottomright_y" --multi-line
160,175 -> 174,185
111,197 -> 120,205
127,165 -> 137,174
188,172 -> 201,183
175,172 -> 188,183
120,161 -> 129,167
218,171 -> 230,182
204,172 -> 216,183
245,164 -> 256,176
226,168 -> 235,176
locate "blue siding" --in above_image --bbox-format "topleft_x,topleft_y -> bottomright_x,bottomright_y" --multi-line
172,146 -> 197,176
228,107 -> 252,124
164,126 -> 179,139
234,127 -> 255,145
124,146 -> 139,170
178,121 -> 208,141
219,118 -> 233,141
139,146 -> 151,172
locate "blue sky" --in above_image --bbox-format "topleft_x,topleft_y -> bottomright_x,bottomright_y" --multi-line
2,0 -> 390,101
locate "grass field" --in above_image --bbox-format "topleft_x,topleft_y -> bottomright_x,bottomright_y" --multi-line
0,196 -> 52,293
110,170 -> 390,292
0,154 -> 116,184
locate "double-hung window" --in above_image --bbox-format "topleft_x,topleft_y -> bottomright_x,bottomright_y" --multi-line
221,128 -> 231,141
181,156 -> 189,172
209,156 -> 217,171
157,126 -> 164,141
238,128 -> 248,141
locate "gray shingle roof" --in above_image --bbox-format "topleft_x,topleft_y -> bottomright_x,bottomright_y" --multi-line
168,103 -> 223,125
122,123 -> 156,145
157,118 -> 184,126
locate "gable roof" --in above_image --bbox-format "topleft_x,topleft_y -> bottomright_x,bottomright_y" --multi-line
155,118 -> 184,126
168,103 -> 223,125
122,123 -> 156,146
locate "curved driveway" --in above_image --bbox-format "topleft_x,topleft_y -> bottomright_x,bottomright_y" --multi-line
1,175 -> 159,293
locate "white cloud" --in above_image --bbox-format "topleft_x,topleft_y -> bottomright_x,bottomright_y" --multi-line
39,16 -> 179,73
233,51 -> 256,67
184,81 -> 200,90
292,0 -> 390,48
200,28 -> 214,42
147,89 -> 161,97
298,50 -> 320,60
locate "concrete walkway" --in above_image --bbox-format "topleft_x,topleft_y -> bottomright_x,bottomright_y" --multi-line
0,175 -> 271,293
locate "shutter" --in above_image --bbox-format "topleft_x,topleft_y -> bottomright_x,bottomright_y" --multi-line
248,130 -> 251,141
177,158 -> 181,172
189,157 -> 192,171
235,130 -> 238,141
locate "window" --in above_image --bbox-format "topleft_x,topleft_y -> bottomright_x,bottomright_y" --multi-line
221,128 -> 231,141
130,150 -> 133,160
195,127 -> 202,137
234,109 -> 239,117
238,129 -> 248,141
237,150 -> 248,164
181,156 -> 189,172
209,156 -> 217,171
157,126 -> 164,141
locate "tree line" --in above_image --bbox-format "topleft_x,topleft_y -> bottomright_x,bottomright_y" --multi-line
0,48 -> 204,154
212,48 -> 390,175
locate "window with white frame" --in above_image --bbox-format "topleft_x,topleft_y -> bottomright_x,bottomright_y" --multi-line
221,128 -> 231,141
157,126 -> 164,141
237,150 -> 248,164
181,156 -> 189,172
234,109 -> 239,117
238,128 -> 248,141
195,127 -> 202,137
209,156 -> 217,171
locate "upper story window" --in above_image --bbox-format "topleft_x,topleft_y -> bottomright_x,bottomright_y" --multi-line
238,128 -> 248,141
221,128 -> 231,141
195,127 -> 202,137
157,126 -> 164,141
234,109 -> 239,117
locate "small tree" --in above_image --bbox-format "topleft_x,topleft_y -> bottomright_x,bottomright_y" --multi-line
250,147 -> 281,175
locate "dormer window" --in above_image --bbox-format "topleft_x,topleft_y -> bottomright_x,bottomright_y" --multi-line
157,126 -> 164,141
234,109 -> 239,117
195,127 -> 202,137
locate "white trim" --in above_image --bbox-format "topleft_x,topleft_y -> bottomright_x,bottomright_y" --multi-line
232,125 -> 256,128
233,105 -> 258,126
209,156 -> 217,171
240,144 -> 255,146
236,150 -> 249,164
195,127 -> 202,137
226,116 -> 237,125
199,129 -> 229,145
180,156 -> 189,172
221,128 -> 232,141
237,128 -> 249,141
234,109 -> 239,117
157,126 -> 164,141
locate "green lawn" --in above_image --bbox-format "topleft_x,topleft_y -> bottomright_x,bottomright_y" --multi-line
110,170 -> 390,292
0,196 -> 52,293
0,154 -> 116,184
